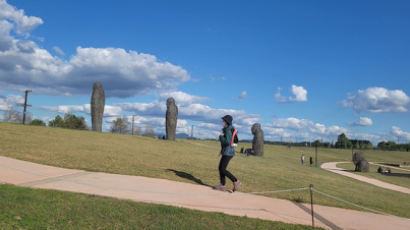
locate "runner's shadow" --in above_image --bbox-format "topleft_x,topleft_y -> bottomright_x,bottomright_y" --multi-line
166,169 -> 212,188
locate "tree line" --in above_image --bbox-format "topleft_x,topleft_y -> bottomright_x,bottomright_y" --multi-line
377,141 -> 410,151
2,109 -> 156,136
48,114 -> 87,130
334,133 -> 373,149
265,133 -> 409,152
109,117 -> 156,137
3,109 -> 409,149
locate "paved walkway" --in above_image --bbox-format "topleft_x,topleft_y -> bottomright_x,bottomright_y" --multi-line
1,156 -> 409,230
321,162 -> 410,195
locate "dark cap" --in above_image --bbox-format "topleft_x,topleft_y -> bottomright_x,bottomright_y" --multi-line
221,115 -> 233,125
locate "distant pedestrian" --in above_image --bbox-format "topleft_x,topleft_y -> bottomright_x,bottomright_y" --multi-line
301,154 -> 305,165
309,156 -> 313,166
214,115 -> 241,192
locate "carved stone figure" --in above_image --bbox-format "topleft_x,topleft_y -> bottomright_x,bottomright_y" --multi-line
91,82 -> 105,132
166,97 -> 178,140
352,152 -> 369,172
251,123 -> 264,156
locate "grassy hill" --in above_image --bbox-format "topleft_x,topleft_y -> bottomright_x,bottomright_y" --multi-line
1,184 -> 321,230
1,122 -> 409,219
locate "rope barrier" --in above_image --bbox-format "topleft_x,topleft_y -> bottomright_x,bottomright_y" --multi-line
247,187 -> 309,194
247,186 -> 410,221
311,188 -> 392,216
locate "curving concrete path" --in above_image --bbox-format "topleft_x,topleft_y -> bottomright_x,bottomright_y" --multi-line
1,156 -> 410,230
321,162 -> 410,195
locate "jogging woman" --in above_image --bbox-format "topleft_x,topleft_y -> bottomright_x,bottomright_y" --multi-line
214,115 -> 241,192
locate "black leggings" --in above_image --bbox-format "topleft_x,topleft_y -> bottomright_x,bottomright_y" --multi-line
218,155 -> 237,185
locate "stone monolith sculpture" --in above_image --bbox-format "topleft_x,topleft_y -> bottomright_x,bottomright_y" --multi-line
91,82 -> 105,132
251,123 -> 264,156
166,97 -> 178,140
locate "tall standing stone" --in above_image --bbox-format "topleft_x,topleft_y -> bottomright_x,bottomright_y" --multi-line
251,123 -> 264,156
91,82 -> 105,132
166,97 -> 178,140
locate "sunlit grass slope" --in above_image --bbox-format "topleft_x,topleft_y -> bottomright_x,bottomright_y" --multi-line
1,122 -> 409,218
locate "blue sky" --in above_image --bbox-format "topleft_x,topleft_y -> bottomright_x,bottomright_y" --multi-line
1,0 -> 409,143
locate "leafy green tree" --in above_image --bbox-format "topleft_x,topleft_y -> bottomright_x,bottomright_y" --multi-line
3,109 -> 22,123
3,109 -> 32,124
63,114 -> 87,130
377,141 -> 397,150
335,133 -> 352,149
361,140 -> 373,149
48,114 -> 87,130
48,115 -> 64,127
351,140 -> 373,149
111,117 -> 129,134
378,141 -> 410,151
30,119 -> 46,126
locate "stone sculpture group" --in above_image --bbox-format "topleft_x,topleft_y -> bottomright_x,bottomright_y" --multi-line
89,84 -> 265,152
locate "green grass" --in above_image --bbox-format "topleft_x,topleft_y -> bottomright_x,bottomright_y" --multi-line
0,184 -> 321,230
1,122 -> 410,218
337,162 -> 410,189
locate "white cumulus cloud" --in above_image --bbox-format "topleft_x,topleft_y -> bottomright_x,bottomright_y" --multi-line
271,117 -> 348,140
116,101 -> 165,116
0,1 -> 190,98
266,116 -> 388,144
160,91 -> 208,105
41,104 -> 122,117
350,117 -> 373,127
272,117 -> 312,130
275,85 -> 308,103
52,46 -> 64,56
116,98 -> 261,129
198,122 -> 220,130
391,126 -> 410,142
238,90 -> 247,101
342,87 -> 410,113
0,94 -> 23,110
0,0 -> 43,36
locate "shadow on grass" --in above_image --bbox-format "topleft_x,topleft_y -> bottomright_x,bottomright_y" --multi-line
343,169 -> 410,177
381,172 -> 410,178
292,202 -> 342,230
166,169 -> 212,187
343,169 -> 356,172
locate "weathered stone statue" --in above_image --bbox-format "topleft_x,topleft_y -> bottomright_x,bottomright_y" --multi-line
352,152 -> 369,172
251,123 -> 264,156
166,97 -> 178,140
91,82 -> 105,132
